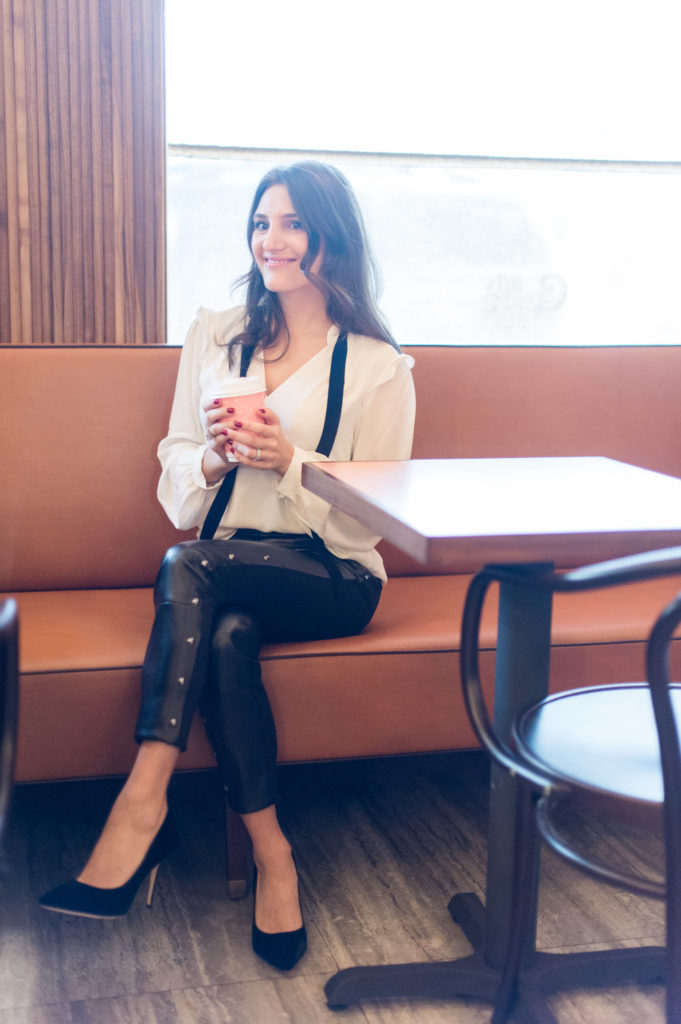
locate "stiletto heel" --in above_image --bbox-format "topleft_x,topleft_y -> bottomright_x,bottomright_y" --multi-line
251,864 -> 307,971
39,812 -> 178,919
146,863 -> 161,907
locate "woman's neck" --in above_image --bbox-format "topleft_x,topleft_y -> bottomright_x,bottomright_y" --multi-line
262,290 -> 334,392
277,289 -> 332,347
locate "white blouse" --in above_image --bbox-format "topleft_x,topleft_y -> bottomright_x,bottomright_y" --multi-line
157,307 -> 416,583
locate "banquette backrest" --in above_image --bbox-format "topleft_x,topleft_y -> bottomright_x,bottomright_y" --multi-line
2,344 -> 681,590
0,346 -> 191,592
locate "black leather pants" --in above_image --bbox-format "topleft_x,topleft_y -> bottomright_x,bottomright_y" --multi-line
135,531 -> 382,814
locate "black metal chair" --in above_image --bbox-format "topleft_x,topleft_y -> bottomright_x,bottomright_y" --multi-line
0,598 -> 19,871
460,547 -> 681,1024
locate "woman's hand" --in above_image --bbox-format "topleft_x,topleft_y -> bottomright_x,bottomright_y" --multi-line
222,407 -> 294,477
201,397 -> 239,485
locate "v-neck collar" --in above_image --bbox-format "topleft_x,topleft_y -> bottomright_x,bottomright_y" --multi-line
257,324 -> 341,397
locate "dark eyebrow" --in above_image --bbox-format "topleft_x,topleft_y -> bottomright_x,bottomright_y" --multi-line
252,211 -> 301,224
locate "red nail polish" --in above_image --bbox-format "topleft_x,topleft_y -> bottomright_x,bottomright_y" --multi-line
212,399 -> 221,405
258,408 -> 266,414
221,429 -> 229,436
226,407 -> 235,414
229,446 -> 235,454
233,420 -> 243,428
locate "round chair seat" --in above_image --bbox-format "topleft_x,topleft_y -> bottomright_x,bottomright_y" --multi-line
514,683 -> 681,814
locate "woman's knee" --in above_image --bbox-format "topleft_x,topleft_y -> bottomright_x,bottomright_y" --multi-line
155,541 -> 214,603
211,610 -> 262,660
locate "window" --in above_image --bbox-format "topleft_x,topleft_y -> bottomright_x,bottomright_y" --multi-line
166,1 -> 680,346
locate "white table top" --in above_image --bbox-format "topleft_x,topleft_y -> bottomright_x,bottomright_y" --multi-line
302,456 -> 681,571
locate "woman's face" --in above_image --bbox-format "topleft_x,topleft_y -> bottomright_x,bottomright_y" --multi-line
250,185 -> 322,297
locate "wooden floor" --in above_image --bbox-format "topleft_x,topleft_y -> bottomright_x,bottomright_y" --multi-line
0,752 -> 667,1023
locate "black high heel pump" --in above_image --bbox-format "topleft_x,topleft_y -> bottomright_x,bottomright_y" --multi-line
251,865 -> 307,971
39,812 -> 178,919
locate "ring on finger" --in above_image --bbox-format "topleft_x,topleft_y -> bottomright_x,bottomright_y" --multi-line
255,448 -> 262,462
205,430 -> 212,442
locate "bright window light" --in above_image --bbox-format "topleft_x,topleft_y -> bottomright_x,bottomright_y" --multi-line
165,1 -> 680,346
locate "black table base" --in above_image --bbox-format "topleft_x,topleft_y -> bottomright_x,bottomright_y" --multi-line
324,891 -> 665,1022
324,952 -> 499,1009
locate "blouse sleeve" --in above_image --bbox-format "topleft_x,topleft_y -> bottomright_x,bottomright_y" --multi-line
156,318 -> 222,530
275,354 -> 416,551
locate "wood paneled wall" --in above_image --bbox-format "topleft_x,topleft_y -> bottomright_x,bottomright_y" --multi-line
0,0 -> 166,344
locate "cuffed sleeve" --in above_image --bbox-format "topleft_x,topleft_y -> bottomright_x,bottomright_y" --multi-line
157,311 -> 239,530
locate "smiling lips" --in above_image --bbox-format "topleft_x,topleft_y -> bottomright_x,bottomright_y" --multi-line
264,257 -> 296,267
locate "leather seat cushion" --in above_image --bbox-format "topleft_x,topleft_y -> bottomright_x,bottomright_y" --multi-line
7,574 -> 681,780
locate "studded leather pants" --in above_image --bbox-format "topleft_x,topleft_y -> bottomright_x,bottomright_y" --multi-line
135,531 -> 382,814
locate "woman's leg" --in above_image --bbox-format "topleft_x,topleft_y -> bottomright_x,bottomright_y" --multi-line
243,805 -> 302,933
75,540 -> 234,888
77,741 -> 178,887
200,535 -> 382,935
201,609 -> 298,933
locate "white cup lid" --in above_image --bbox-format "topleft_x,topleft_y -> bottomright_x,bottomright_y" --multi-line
211,376 -> 265,398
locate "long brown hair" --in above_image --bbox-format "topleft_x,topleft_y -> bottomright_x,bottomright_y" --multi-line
225,161 -> 398,364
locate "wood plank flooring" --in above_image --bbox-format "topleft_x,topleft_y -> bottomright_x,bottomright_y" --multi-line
0,753 -> 666,1022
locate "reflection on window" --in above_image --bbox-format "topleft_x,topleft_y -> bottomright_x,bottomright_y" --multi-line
167,148 -> 680,347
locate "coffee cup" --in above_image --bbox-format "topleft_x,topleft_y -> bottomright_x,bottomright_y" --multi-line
211,377 -> 266,462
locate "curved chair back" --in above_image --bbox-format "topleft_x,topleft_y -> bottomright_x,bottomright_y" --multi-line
461,545 -> 681,793
647,587 -> 681,1006
0,598 -> 19,865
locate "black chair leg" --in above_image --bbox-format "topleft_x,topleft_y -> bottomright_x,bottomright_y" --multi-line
492,784 -> 542,1024
666,858 -> 681,1024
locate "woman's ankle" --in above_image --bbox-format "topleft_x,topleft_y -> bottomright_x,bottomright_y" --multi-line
110,788 -> 168,834
241,804 -> 293,866
77,796 -> 167,886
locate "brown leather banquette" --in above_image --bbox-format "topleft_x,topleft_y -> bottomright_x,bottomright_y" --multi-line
2,344 -> 681,797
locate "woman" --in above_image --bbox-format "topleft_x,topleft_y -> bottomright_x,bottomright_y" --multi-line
40,161 -> 416,971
